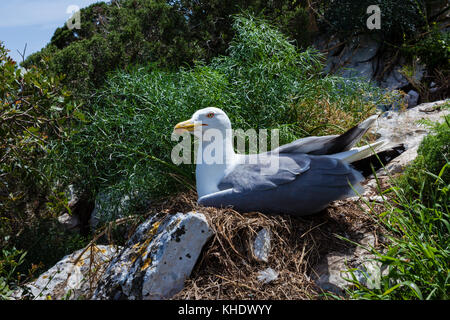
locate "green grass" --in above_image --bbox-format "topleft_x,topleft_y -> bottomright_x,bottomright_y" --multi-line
345,114 -> 450,300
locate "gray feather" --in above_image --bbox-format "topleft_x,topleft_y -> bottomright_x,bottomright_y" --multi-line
272,114 -> 378,156
202,155 -> 364,216
218,154 -> 311,192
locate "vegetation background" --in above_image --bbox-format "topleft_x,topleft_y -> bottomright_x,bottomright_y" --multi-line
0,0 -> 448,300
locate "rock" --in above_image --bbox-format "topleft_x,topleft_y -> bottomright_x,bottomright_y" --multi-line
316,34 -> 427,92
66,184 -> 79,208
252,228 -> 271,262
313,233 -> 387,295
430,87 -> 440,94
362,195 -> 385,203
406,90 -> 419,108
323,35 -> 380,81
257,268 -> 279,284
379,62 -> 424,91
57,213 -> 80,232
374,100 -> 449,174
355,259 -> 387,290
92,211 -> 213,300
313,252 -> 356,296
14,245 -> 119,300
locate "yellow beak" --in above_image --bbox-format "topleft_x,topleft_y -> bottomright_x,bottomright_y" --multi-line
174,119 -> 208,134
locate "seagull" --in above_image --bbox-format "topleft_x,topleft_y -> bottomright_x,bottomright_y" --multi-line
173,107 -> 386,216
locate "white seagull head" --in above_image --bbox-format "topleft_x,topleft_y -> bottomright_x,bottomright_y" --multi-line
174,107 -> 231,139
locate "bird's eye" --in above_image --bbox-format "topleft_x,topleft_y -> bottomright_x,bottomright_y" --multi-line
206,112 -> 215,118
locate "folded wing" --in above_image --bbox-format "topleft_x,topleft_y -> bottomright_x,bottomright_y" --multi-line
200,155 -> 365,215
217,153 -> 311,192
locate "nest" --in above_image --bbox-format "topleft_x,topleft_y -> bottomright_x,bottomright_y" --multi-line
142,190 -> 387,300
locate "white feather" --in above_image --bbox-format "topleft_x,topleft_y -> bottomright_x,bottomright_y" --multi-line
330,140 -> 388,163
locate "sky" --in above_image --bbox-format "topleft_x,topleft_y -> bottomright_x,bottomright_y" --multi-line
0,0 -> 104,63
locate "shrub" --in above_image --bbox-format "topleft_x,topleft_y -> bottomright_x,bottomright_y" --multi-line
319,0 -> 428,41
0,247 -> 26,300
23,0 -> 316,96
410,27 -> 450,73
0,42 -> 87,276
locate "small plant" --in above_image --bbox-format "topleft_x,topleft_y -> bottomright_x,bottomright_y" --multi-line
0,247 -> 26,300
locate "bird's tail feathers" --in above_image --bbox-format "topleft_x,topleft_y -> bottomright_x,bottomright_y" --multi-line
331,139 -> 388,163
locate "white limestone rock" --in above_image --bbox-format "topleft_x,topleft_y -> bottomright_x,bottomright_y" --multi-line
313,233 -> 387,295
92,211 -> 213,300
374,100 -> 449,174
14,245 -> 119,300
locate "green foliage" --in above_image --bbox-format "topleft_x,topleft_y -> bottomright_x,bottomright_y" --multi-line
23,0 -> 195,94
22,0 -> 316,96
345,114 -> 449,300
51,15 -> 386,216
0,247 -> 26,300
0,41 -> 79,239
0,41 -> 88,279
346,169 -> 449,299
320,0 -> 428,40
399,111 -> 449,204
11,218 -> 89,276
407,27 -> 450,73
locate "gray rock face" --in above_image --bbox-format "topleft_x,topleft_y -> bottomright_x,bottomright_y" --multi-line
380,65 -> 410,90
406,90 -> 420,108
92,211 -> 213,300
14,245 -> 120,300
57,213 -> 80,232
375,100 -> 449,174
316,35 -> 425,93
313,234 -> 387,296
323,35 -> 379,81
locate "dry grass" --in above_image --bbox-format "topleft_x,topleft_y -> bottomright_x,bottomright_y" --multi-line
140,186 -> 387,300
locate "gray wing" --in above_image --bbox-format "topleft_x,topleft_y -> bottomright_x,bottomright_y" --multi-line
273,115 -> 378,155
272,135 -> 338,155
217,153 -> 311,192
199,155 -> 364,216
